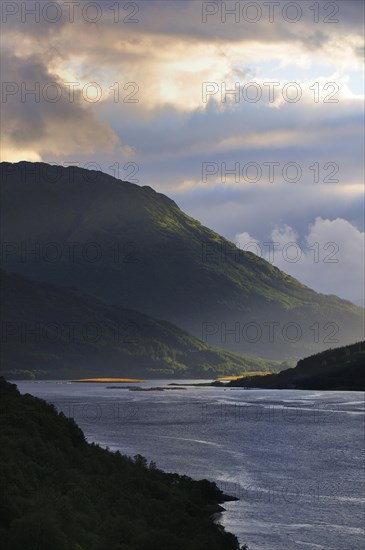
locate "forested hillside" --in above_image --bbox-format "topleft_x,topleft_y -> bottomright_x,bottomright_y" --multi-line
229,341 -> 365,390
0,377 -> 246,550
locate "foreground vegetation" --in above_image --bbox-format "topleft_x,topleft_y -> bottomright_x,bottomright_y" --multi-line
0,377 -> 247,550
228,341 -> 365,391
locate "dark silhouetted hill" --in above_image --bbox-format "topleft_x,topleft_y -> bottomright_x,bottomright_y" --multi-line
0,377 -> 245,550
228,341 -> 365,390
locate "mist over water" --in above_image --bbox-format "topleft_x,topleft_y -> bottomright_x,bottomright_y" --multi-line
16,380 -> 365,550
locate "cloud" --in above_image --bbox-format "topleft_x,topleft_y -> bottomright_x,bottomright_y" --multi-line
1,1 -> 363,115
1,50 -> 121,159
236,218 -> 365,306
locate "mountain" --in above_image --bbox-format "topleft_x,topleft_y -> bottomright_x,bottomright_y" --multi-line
0,377 -> 244,550
1,161 -> 363,359
0,271 -> 280,380
228,341 -> 365,390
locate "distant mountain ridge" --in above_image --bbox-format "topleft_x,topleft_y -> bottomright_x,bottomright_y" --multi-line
1,161 -> 363,360
0,270 -> 280,379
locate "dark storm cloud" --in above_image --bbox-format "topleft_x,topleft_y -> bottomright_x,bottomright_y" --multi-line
2,1 -> 363,50
1,50 -> 120,156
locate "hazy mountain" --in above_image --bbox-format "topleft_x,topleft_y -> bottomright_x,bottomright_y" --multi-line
0,271 -> 280,380
228,341 -> 365,391
1,161 -> 363,359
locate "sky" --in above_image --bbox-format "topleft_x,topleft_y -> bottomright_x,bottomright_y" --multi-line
1,0 -> 364,305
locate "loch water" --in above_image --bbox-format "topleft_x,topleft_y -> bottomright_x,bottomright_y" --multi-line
16,380 -> 365,550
